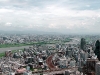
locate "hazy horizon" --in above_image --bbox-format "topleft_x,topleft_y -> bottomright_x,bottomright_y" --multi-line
0,0 -> 100,34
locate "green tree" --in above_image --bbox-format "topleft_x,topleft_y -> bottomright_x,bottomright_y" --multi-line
80,38 -> 86,50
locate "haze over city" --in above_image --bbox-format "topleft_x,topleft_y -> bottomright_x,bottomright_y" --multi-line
1,0 -> 100,75
0,0 -> 100,34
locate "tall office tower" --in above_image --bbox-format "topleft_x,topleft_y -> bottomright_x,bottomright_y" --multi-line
80,38 -> 86,50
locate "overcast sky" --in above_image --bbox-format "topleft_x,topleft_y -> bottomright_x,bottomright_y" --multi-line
0,0 -> 100,34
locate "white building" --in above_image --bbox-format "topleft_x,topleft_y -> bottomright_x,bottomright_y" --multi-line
70,59 -> 76,67
59,56 -> 67,68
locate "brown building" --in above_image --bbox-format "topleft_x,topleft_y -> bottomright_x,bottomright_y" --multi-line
85,58 -> 99,75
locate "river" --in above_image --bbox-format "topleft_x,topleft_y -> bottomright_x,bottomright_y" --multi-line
0,39 -> 78,53
0,45 -> 33,53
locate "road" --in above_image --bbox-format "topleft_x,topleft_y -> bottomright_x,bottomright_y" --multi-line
46,54 -> 56,70
33,68 -> 78,75
0,45 -> 33,53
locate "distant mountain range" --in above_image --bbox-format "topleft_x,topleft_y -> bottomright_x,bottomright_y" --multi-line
0,30 -> 63,35
0,30 -> 99,35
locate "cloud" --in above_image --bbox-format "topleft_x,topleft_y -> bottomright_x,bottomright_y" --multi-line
0,8 -> 14,13
48,24 -> 59,29
5,22 -> 12,26
86,5 -> 90,7
0,0 -> 9,2
0,0 -> 100,34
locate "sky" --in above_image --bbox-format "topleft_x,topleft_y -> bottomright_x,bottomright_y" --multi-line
0,0 -> 100,34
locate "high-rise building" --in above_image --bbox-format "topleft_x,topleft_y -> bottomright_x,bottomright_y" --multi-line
80,38 -> 86,50
85,58 -> 99,75
96,62 -> 100,75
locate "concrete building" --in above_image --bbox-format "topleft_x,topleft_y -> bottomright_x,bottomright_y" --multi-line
96,62 -> 100,75
86,58 -> 99,75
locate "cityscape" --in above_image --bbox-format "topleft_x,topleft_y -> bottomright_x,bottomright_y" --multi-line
0,0 -> 100,75
0,34 -> 100,75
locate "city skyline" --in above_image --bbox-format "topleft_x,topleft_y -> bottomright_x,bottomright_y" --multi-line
0,0 -> 100,34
